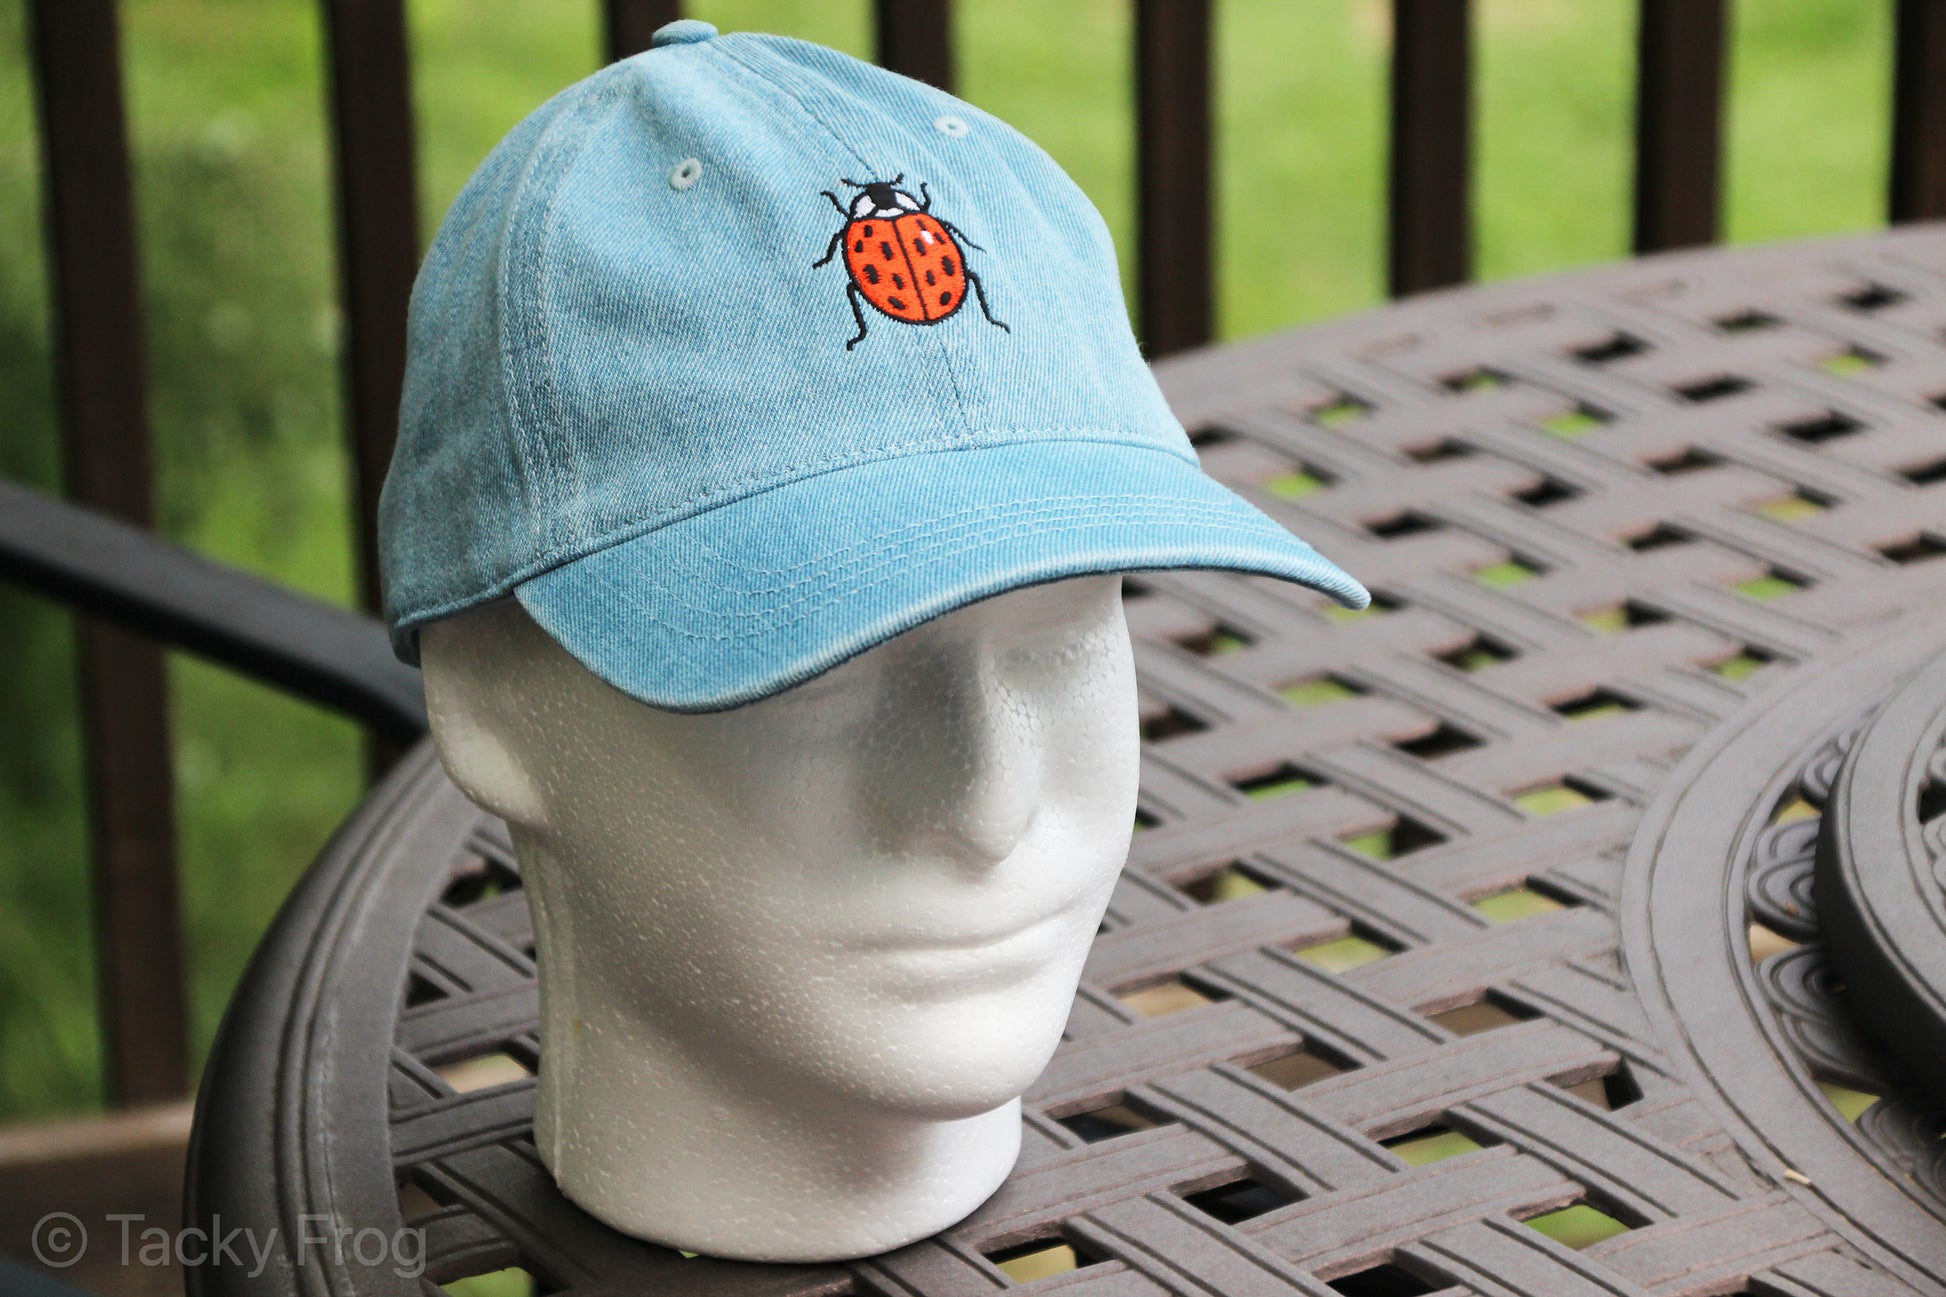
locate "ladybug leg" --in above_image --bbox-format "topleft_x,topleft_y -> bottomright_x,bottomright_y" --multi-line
964,268 -> 1010,333
812,224 -> 846,269
820,189 -> 849,218
844,281 -> 870,350
934,217 -> 984,252
917,182 -> 932,211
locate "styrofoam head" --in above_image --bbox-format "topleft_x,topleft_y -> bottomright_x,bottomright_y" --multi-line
418,574 -> 1138,1254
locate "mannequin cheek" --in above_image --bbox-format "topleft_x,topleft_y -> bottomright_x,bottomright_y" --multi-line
1043,659 -> 1141,823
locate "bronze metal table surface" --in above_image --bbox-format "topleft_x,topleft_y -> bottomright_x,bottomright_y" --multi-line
189,227 -> 1946,1297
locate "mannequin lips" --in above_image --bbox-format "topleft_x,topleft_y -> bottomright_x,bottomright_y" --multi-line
842,901 -> 1088,974
869,911 -> 1069,953
842,870 -> 1097,947
864,915 -> 1077,995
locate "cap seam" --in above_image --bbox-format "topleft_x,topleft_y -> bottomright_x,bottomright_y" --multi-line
710,38 -> 876,175
569,511 -> 1350,644
552,527 -> 1364,710
527,75 -> 633,557
921,184 -> 979,446
587,494 -> 1298,614
392,433 -> 1200,637
500,69 -> 628,562
713,38 -> 976,442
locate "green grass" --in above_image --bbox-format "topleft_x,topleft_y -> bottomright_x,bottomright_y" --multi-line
1279,676 -> 1359,707
1264,469 -> 1326,499
1819,348 -> 1879,375
1515,783 -> 1595,817
1238,768 -> 1315,800
1472,887 -> 1567,924
1474,559 -> 1538,588
1818,1079 -> 1880,1122
0,0 -> 1909,1121
1386,1127 -> 1485,1166
1737,572 -> 1804,601
1541,407 -> 1605,438
1756,493 -> 1827,522
1292,933 -> 1390,973
1712,652 -> 1771,682
1523,1204 -> 1634,1250
443,1269 -> 542,1297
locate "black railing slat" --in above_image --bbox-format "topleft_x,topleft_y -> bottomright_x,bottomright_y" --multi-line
1893,0 -> 1946,222
1135,0 -> 1213,357
322,0 -> 420,615
605,0 -> 682,63
876,0 -> 955,92
25,0 -> 189,1106
1634,0 -> 1725,252
1389,0 -> 1472,297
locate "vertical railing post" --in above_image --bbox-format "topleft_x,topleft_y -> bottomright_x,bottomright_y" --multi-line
1634,0 -> 1726,252
321,0 -> 420,620
1389,0 -> 1472,296
26,0 -> 189,1106
1892,0 -> 1946,222
876,0 -> 955,92
1135,0 -> 1214,357
605,0 -> 682,62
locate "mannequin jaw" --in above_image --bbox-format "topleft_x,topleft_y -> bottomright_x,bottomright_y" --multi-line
418,575 -> 1139,1259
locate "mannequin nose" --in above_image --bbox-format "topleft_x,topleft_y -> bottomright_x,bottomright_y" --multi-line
868,644 -> 1040,870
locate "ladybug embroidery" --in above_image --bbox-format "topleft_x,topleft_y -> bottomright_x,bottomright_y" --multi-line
813,176 -> 1009,350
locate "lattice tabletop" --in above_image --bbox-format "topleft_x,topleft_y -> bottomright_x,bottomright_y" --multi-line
189,228 -> 1946,1297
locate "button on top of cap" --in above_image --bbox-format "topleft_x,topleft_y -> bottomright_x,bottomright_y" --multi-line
651,19 -> 718,47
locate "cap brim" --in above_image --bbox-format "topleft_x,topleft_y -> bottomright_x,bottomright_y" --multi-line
514,441 -> 1368,712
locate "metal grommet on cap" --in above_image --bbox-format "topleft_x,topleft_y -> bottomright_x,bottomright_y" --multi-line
650,19 -> 718,47
668,157 -> 703,190
934,115 -> 970,138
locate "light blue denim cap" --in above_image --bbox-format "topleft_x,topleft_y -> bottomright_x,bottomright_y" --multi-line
380,20 -> 1368,712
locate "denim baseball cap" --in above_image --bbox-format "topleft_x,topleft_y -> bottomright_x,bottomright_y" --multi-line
380,20 -> 1367,711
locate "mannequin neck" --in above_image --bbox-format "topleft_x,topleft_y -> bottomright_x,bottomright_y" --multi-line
516,835 -> 1022,1261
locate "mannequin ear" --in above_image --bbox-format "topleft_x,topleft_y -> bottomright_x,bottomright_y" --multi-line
418,603 -> 549,828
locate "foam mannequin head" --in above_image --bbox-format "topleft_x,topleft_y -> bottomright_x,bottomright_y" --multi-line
418,574 -> 1138,1260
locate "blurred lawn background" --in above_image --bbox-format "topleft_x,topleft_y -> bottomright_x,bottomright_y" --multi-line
0,0 -> 1894,1120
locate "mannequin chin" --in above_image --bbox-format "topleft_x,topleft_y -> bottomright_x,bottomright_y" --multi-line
417,574 -> 1140,1261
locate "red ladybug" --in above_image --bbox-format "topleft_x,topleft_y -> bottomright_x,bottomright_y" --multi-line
813,176 -> 1009,350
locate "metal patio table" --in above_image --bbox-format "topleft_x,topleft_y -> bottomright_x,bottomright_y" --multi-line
189,227 -> 1946,1297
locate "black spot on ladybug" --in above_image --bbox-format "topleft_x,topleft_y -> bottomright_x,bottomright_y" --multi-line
814,176 -> 1010,349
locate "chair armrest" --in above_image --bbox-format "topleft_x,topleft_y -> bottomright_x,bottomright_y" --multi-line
0,478 -> 425,743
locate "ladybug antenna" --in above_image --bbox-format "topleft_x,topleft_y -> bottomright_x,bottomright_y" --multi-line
838,177 -> 866,190
888,172 -> 904,186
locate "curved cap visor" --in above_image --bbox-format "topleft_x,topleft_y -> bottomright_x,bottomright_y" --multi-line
514,441 -> 1369,712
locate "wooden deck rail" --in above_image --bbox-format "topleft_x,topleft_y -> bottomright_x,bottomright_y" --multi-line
25,0 -> 186,1108
18,0 -> 1946,1106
